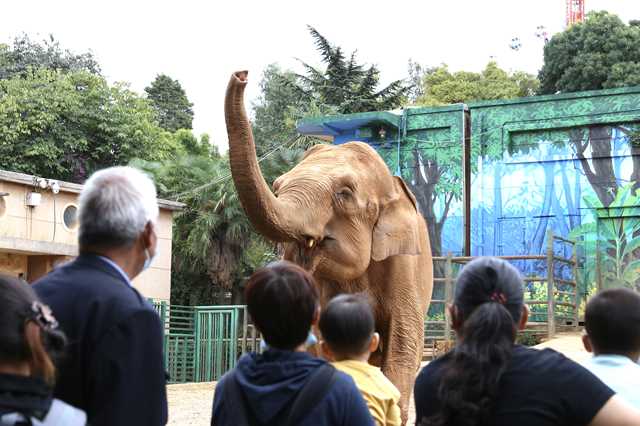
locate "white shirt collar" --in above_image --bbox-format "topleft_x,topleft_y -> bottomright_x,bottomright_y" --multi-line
591,354 -> 638,366
96,256 -> 132,287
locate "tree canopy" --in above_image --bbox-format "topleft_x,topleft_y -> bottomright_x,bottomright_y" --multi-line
292,26 -> 409,114
145,74 -> 194,132
0,35 -> 201,183
413,61 -> 539,106
0,68 -> 181,182
0,34 -> 100,79
539,11 -> 640,94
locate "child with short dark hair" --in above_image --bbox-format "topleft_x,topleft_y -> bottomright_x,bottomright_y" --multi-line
320,294 -> 401,426
582,287 -> 640,408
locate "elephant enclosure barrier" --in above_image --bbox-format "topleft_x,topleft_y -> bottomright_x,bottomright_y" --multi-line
154,232 -> 578,383
424,232 -> 579,359
151,303 -> 260,384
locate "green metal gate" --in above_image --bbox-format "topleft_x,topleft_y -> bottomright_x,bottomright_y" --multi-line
150,302 -> 261,383
193,307 -> 239,382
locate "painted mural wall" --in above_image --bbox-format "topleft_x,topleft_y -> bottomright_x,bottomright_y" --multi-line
470,88 -> 640,297
376,105 -> 467,264
298,86 -> 640,300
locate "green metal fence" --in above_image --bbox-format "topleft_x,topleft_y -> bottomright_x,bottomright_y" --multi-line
150,302 -> 261,383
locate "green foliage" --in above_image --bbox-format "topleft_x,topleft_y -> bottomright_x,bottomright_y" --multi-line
293,26 -> 409,114
172,129 -> 217,158
0,34 -> 100,79
145,74 -> 194,132
0,68 -> 180,182
569,183 -> 640,291
516,332 -> 542,347
414,62 -> 539,106
539,11 -> 640,94
135,149 -> 284,305
252,64 -> 329,156
525,281 -> 575,322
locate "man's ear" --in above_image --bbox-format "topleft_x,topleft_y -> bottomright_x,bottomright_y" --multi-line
371,177 -> 422,262
141,221 -> 155,250
518,305 -> 529,331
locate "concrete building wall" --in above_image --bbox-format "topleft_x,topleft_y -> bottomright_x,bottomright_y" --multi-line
0,171 -> 181,303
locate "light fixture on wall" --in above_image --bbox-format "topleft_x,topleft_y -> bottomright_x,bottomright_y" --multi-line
32,177 -> 61,194
378,127 -> 387,140
0,192 -> 9,197
36,178 -> 48,190
49,180 -> 60,194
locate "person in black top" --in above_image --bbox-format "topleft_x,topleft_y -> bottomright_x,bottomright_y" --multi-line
34,166 -> 167,426
414,257 -> 640,426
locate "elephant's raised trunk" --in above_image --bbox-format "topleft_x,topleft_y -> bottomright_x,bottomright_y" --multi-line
225,71 -> 298,242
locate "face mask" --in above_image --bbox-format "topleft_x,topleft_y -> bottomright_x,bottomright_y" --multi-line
142,223 -> 159,272
142,246 -> 158,272
260,331 -> 318,352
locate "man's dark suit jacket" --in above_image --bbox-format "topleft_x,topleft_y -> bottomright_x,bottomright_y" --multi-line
34,254 -> 168,426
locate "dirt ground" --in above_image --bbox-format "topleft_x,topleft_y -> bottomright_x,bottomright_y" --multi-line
168,332 -> 585,425
167,382 -> 216,425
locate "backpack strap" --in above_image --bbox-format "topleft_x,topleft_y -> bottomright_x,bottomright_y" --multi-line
286,363 -> 338,426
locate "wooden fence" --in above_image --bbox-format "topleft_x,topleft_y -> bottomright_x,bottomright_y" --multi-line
153,232 -> 578,381
425,231 -> 578,356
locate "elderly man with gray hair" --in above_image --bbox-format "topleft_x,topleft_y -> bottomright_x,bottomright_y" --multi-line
34,166 -> 168,426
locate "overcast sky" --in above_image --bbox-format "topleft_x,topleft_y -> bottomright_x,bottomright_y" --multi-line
2,1 -> 639,150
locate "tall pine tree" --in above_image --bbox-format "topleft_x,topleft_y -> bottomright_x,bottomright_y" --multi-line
145,74 -> 194,131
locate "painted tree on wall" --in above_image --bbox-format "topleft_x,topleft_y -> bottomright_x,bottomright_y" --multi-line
540,11 -> 640,208
538,11 -> 640,290
394,62 -> 538,258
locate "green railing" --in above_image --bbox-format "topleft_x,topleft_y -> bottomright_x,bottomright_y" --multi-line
149,302 -> 261,383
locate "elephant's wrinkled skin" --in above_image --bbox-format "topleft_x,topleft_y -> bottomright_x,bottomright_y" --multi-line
225,71 -> 433,424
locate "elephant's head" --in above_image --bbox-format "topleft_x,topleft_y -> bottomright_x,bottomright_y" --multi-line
225,71 -> 422,281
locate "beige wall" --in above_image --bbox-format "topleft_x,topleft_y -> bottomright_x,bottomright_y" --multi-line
0,252 -> 27,277
0,181 -> 79,246
0,180 -> 175,302
132,211 -> 173,302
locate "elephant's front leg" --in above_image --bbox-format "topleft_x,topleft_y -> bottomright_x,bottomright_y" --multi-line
381,309 -> 424,426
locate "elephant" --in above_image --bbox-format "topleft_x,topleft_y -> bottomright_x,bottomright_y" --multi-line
225,70 -> 433,424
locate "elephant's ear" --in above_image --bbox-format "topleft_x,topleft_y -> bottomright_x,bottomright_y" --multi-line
371,176 -> 422,262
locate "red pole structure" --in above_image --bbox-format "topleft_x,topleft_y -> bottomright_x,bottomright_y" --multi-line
566,0 -> 585,27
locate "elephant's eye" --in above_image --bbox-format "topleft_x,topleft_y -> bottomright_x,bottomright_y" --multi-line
336,187 -> 353,199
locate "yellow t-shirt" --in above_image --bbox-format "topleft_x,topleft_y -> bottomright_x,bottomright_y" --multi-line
332,360 -> 401,426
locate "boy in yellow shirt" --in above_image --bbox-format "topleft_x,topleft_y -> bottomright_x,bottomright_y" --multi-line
319,294 -> 401,426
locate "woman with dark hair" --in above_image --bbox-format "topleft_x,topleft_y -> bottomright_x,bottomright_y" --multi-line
414,257 -> 640,426
212,261 -> 373,425
0,274 -> 86,425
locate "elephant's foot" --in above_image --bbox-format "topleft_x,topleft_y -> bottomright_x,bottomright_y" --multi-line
382,364 -> 414,425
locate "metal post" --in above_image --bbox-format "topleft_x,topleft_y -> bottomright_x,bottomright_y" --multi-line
546,231 -> 556,338
444,252 -> 453,341
161,302 -> 168,373
241,305 -> 248,355
572,242 -> 579,328
193,309 -> 201,382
